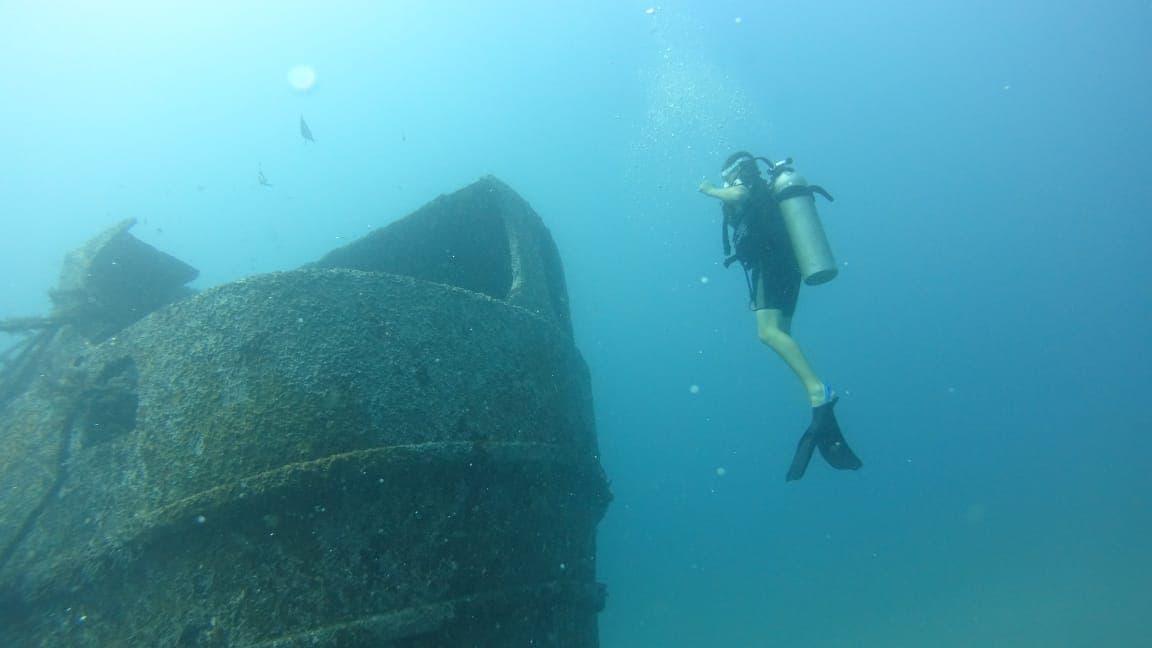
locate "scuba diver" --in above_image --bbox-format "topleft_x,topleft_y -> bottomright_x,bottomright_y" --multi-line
698,151 -> 862,481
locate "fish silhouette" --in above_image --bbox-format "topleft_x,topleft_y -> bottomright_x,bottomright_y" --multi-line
258,168 -> 273,187
300,115 -> 315,143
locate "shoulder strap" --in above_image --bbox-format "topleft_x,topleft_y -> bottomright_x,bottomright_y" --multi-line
721,204 -> 733,257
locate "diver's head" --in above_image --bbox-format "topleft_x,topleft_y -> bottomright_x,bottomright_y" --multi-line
721,151 -> 761,187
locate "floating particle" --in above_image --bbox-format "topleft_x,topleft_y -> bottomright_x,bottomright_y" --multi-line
288,64 -> 318,92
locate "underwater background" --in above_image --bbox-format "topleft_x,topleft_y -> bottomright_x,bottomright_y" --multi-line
1,1 -> 1149,646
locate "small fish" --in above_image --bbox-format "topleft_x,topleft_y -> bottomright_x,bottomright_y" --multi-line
300,115 -> 315,143
258,169 -> 273,187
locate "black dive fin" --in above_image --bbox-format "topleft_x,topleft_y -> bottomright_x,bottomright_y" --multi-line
786,396 -> 862,481
812,397 -> 862,471
785,430 -> 818,481
816,427 -> 862,470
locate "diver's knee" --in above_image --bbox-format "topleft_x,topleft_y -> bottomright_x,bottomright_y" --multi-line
757,325 -> 786,348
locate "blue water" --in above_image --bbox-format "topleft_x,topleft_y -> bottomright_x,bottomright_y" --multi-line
2,2 -> 1149,645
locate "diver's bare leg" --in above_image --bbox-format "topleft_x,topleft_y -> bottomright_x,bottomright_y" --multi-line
755,308 -> 827,406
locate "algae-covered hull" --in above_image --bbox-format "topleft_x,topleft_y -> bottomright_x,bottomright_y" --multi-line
0,177 -> 610,647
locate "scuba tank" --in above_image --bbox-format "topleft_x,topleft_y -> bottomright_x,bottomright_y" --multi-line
768,159 -> 839,285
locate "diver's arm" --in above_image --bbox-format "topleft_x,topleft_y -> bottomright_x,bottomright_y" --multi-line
698,181 -> 748,204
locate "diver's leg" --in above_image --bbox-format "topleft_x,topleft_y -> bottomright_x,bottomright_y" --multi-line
755,308 -> 828,407
761,309 -> 862,480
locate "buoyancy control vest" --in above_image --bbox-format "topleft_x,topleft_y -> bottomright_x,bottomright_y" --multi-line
720,158 -> 838,285
721,178 -> 781,268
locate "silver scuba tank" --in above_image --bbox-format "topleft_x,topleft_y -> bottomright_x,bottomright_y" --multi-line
771,166 -> 838,285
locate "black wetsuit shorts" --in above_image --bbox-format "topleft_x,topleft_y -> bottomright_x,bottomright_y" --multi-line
745,223 -> 801,317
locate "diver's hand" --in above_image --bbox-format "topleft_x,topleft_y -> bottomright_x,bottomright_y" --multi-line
699,181 -> 747,204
